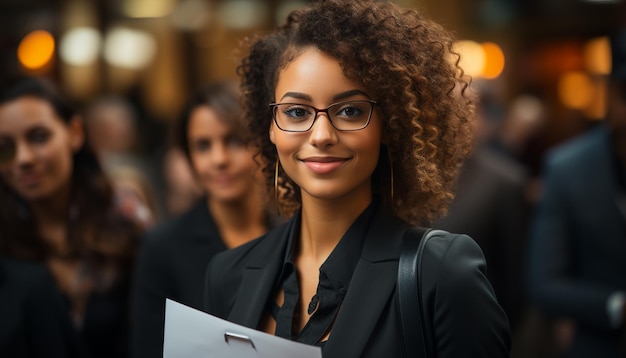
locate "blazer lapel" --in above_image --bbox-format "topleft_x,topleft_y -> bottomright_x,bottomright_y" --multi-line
324,208 -> 410,358
227,218 -> 295,328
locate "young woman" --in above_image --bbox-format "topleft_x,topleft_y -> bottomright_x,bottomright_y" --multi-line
203,1 -> 511,357
0,78 -> 142,358
130,80 -> 274,358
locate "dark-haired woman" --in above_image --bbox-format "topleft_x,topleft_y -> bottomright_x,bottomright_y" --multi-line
203,1 -> 511,357
0,78 -> 142,358
130,80 -> 274,357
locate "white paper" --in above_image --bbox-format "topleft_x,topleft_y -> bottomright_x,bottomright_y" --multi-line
163,299 -> 322,358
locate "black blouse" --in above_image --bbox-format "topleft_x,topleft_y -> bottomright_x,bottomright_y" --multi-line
268,199 -> 378,347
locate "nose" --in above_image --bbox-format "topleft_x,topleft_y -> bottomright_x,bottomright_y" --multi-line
308,113 -> 338,148
210,142 -> 229,167
14,141 -> 35,166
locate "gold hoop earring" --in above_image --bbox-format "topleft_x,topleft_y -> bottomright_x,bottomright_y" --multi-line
274,160 -> 281,214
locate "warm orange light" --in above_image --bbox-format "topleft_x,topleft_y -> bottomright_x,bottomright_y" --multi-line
558,71 -> 594,110
481,42 -> 505,79
452,40 -> 485,78
583,36 -> 611,76
583,78 -> 607,120
17,30 -> 55,70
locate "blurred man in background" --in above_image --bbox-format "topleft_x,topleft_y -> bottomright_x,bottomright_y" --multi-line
526,28 -> 626,358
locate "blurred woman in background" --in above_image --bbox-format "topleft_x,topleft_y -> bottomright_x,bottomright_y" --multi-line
131,80 -> 275,357
0,78 -> 143,358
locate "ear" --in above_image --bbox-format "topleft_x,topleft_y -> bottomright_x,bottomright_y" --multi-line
68,115 -> 85,153
269,123 -> 277,144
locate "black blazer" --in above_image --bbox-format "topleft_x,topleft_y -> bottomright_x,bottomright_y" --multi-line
205,204 -> 511,357
131,200 -> 227,358
0,257 -> 84,358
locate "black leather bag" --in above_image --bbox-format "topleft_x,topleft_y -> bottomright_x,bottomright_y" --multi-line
397,227 -> 441,358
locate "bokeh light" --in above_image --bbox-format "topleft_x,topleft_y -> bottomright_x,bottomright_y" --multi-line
103,27 -> 156,70
123,0 -> 175,18
481,42 -> 505,79
583,36 -> 611,76
217,0 -> 268,29
558,71 -> 594,110
60,27 -> 101,66
171,0 -> 211,31
453,40 -> 486,78
17,30 -> 55,70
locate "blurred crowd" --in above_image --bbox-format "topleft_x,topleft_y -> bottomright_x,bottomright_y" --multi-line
1,27 -> 625,358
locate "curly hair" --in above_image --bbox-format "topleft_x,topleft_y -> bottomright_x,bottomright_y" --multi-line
238,0 -> 474,225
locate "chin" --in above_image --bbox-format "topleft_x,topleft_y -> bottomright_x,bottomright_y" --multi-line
15,187 -> 54,202
301,187 -> 347,201
211,191 -> 248,205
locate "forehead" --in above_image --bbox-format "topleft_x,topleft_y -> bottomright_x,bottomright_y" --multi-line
187,106 -> 233,137
0,97 -> 63,134
275,47 -> 367,102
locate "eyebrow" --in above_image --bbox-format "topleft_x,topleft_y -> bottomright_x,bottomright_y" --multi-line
332,90 -> 370,101
279,89 -> 371,102
280,92 -> 311,101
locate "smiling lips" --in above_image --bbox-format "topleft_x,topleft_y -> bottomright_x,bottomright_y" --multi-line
302,156 -> 348,174
16,172 -> 41,188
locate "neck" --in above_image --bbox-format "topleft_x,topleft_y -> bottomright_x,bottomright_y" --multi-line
30,186 -> 72,226
208,192 -> 267,248
298,190 -> 372,265
29,184 -> 73,252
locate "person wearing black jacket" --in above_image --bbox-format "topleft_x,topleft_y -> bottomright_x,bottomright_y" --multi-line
0,256 -> 85,357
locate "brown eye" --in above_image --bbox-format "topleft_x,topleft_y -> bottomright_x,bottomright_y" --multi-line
0,139 -> 16,164
194,138 -> 211,151
226,136 -> 245,149
27,128 -> 51,144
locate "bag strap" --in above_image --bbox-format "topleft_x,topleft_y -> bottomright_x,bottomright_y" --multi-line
397,226 -> 434,358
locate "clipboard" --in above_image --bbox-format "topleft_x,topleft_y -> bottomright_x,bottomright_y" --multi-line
163,299 -> 322,358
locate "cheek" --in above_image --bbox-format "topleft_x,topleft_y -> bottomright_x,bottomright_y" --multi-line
189,151 -> 208,175
232,150 -> 257,173
273,134 -> 299,158
359,142 -> 381,169
50,145 -> 75,181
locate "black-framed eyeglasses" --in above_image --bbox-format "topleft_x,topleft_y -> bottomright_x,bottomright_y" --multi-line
269,100 -> 377,132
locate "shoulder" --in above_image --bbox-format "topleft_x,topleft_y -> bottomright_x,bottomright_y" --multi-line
205,221 -> 291,315
208,224 -> 284,274
203,234 -> 267,316
546,125 -> 609,171
1,256 -> 50,284
0,256 -> 59,300
142,200 -> 212,245
142,212 -> 188,244
421,230 -> 486,276
420,231 -> 512,354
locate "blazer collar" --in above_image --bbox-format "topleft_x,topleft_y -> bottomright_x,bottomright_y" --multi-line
324,207 -> 409,358
227,204 -> 410,357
